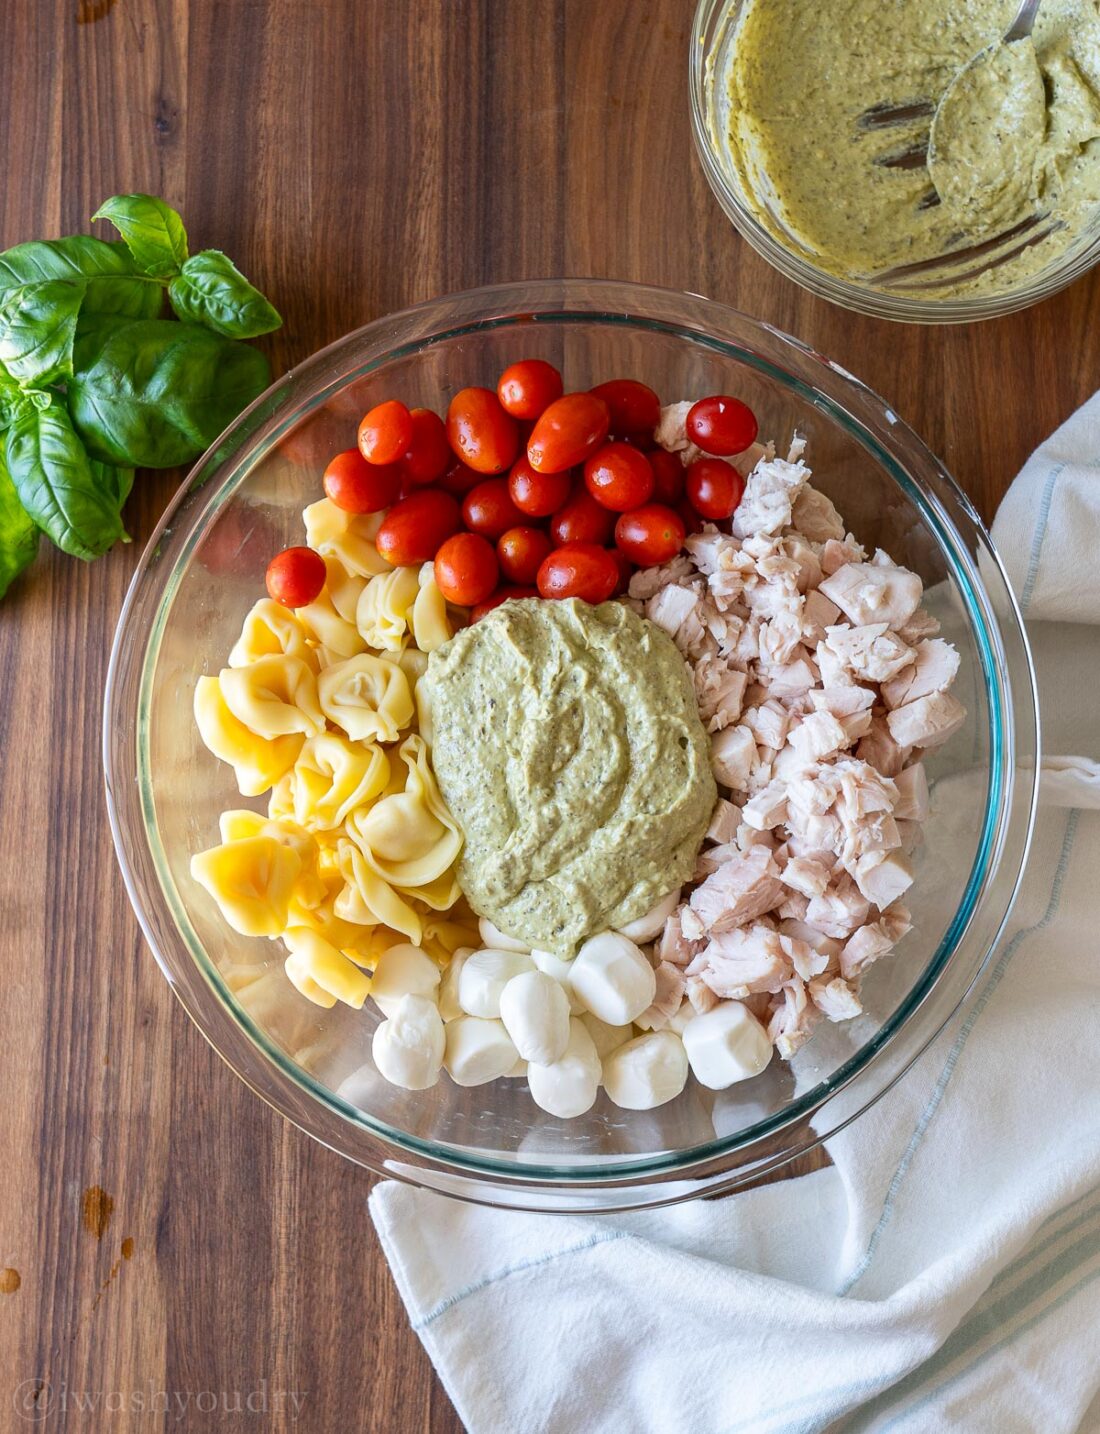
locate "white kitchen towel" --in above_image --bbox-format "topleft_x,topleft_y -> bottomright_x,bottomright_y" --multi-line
370,396 -> 1100,1434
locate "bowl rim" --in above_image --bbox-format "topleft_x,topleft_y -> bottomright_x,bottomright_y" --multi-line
688,0 -> 1100,324
103,277 -> 1040,1208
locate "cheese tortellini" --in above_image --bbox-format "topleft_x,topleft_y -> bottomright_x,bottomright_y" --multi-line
192,493 -> 469,1012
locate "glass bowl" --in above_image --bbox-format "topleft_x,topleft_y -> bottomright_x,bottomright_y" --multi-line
104,279 -> 1038,1211
690,0 -> 1100,324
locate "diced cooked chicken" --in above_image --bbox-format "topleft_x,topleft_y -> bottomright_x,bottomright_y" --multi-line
684,526 -> 736,576
893,763 -> 930,821
809,976 -> 863,1021
689,924 -> 793,998
743,698 -> 790,751
820,536 -> 867,575
731,456 -> 810,539
711,723 -> 757,790
635,961 -> 688,1031
896,820 -> 924,854
654,401 -> 703,464
880,639 -> 961,709
851,849 -> 914,908
658,912 -> 703,967
879,901 -> 913,944
768,977 -> 820,1058
741,778 -> 789,831
706,797 -> 742,846
789,710 -> 849,763
764,649 -> 819,700
819,561 -> 923,630
833,758 -> 899,820
780,919 -> 844,968
805,874 -> 871,939
818,624 -> 916,684
856,715 -> 910,777
839,921 -> 896,981
783,933 -> 830,981
694,658 -> 748,732
688,844 -> 785,931
628,554 -> 695,600
784,533 -> 824,592
646,583 -> 701,640
896,607 -> 942,644
695,841 -> 741,877
802,588 -> 842,645
811,685 -> 875,719
886,691 -> 967,749
685,974 -> 720,1014
780,856 -> 831,898
680,905 -> 706,942
777,890 -> 810,921
791,483 -> 845,543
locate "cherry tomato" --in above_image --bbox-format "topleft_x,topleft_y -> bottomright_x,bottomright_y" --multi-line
438,457 -> 484,496
497,359 -> 564,421
266,546 -> 327,608
508,456 -> 572,517
589,379 -> 661,440
649,449 -> 685,505
527,393 -> 610,473
549,489 -> 615,546
584,442 -> 655,512
401,408 -> 451,485
434,532 -> 499,606
614,503 -> 686,566
322,448 -> 401,514
685,395 -> 758,457
358,400 -> 414,466
537,543 -> 619,604
375,489 -> 461,566
471,585 -> 539,622
446,387 -> 520,475
677,498 -> 705,537
497,525 -> 553,585
462,477 -> 526,540
685,458 -> 745,520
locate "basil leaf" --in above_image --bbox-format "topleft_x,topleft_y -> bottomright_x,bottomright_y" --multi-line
167,250 -> 282,339
69,316 -> 271,469
0,235 -> 162,319
0,364 -> 28,430
94,459 -> 135,511
0,278 -> 85,385
0,451 -> 39,598
4,401 -> 125,559
93,194 -> 189,279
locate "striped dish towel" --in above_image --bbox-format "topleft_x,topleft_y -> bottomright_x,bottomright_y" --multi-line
370,395 -> 1100,1434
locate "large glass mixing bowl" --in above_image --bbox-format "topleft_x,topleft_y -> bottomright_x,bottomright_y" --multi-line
104,280 -> 1038,1211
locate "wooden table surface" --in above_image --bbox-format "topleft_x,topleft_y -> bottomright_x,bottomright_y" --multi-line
2,1 -> 1099,1430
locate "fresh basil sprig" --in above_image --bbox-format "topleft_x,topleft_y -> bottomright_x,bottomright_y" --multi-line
0,193 -> 281,598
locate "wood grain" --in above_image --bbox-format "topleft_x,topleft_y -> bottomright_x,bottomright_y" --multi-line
1,1 -> 1098,1430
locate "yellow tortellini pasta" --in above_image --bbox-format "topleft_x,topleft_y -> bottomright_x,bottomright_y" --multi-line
298,586 -> 366,659
420,909 -> 482,966
317,653 -> 414,743
355,565 -> 421,652
291,733 -> 390,830
190,833 -> 303,937
347,734 -> 462,890
303,498 -> 391,578
219,655 -> 325,739
283,927 -> 372,1010
334,838 -> 424,945
228,600 -> 318,671
412,562 -> 454,653
324,556 -> 367,624
194,676 -> 303,796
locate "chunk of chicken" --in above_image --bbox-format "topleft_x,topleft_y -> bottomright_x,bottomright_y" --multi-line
893,763 -> 930,822
881,639 -> 961,709
657,913 -> 703,967
688,844 -> 785,931
808,976 -> 863,1021
694,660 -> 748,732
856,715 -> 911,777
805,875 -> 871,939
685,974 -> 720,1014
886,691 -> 967,749
731,456 -> 810,538
896,607 -> 941,644
654,401 -> 703,463
711,723 -> 757,790
768,977 -> 820,1058
791,483 -> 845,543
839,921 -> 896,981
819,561 -> 923,630
635,961 -> 688,1031
780,856 -> 831,898
743,699 -> 790,751
820,536 -> 868,575
788,710 -> 850,763
741,778 -> 789,831
802,589 -> 843,645
818,624 -> 916,684
627,554 -> 695,600
706,797 -> 742,846
851,849 -> 914,909
689,924 -> 793,999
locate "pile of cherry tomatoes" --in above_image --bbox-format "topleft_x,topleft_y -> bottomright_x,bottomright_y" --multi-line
265,360 -> 758,618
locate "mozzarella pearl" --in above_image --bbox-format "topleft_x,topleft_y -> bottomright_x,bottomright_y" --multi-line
370,943 -> 441,1018
526,1018 -> 601,1118
531,949 -> 584,1013
477,917 -> 530,953
579,1011 -> 634,1060
602,1031 -> 689,1110
682,1001 -> 772,1090
498,970 -> 571,1064
615,887 -> 681,942
570,932 -> 657,1025
458,948 -> 535,1018
444,1016 -> 519,1087
372,995 -> 445,1090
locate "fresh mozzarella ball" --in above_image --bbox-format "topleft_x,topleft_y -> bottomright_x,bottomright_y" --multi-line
570,932 -> 657,1026
579,1011 -> 634,1060
506,1057 -> 528,1077
372,995 -> 445,1090
444,1017 -> 519,1087
526,1018 -> 601,1118
499,970 -> 571,1064
682,1001 -> 772,1090
531,949 -> 584,1013
615,888 -> 681,943
458,948 -> 535,1018
602,1031 -> 689,1110
667,998 -> 696,1036
477,917 -> 530,953
438,947 -> 473,1022
370,943 -> 441,1018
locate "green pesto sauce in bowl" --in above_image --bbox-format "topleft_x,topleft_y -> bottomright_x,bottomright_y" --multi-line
722,0 -> 1100,294
423,598 -> 716,957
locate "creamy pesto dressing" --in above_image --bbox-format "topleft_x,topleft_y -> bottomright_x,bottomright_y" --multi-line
423,598 -> 716,957
723,0 -> 1100,293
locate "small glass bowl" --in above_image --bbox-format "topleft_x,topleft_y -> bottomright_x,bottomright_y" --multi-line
690,0 -> 1100,323
104,279 -> 1038,1211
